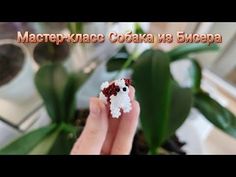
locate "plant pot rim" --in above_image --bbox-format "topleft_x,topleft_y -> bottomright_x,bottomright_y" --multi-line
0,39 -> 31,93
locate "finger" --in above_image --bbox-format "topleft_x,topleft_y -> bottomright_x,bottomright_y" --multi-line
101,86 -> 135,154
70,97 -> 108,155
101,118 -> 120,154
128,86 -> 135,101
111,100 -> 140,155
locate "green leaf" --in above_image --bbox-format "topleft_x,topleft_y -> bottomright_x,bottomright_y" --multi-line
134,23 -> 145,34
189,59 -> 202,93
62,74 -> 80,122
106,58 -> 134,72
167,81 -> 193,138
35,64 -> 68,122
48,128 -> 77,155
106,46 -> 130,72
168,43 -> 219,61
30,123 -> 78,155
132,49 -> 193,154
116,45 -> 129,55
0,124 -> 57,155
35,63 -> 89,123
132,49 -> 172,153
29,126 -> 61,155
60,122 -> 79,135
67,22 -> 83,34
194,91 -> 236,138
63,71 -> 90,122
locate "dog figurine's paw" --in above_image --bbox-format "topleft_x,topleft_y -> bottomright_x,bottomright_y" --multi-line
99,78 -> 132,118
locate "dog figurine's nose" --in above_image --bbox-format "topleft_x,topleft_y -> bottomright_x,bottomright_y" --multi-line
123,87 -> 127,92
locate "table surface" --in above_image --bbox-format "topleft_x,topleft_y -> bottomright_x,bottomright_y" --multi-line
0,94 -> 42,128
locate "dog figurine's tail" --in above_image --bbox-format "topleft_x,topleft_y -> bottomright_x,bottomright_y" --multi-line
99,81 -> 109,104
100,81 -> 109,90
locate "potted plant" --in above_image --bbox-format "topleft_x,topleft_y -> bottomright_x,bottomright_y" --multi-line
106,43 -> 236,154
0,41 -> 235,155
0,62 -> 92,154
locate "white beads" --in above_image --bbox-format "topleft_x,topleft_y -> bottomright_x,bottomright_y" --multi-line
99,79 -> 132,118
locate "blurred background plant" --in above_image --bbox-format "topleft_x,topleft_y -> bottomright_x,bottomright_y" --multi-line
1,22 -> 236,154
0,54 -> 91,154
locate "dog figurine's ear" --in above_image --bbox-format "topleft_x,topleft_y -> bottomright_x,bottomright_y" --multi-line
124,79 -> 132,86
102,82 -> 118,97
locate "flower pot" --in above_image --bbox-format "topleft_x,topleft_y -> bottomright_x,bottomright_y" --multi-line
0,39 -> 36,104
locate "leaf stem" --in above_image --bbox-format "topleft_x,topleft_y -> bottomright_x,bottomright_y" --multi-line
148,148 -> 158,155
113,45 -> 139,79
59,122 -> 78,135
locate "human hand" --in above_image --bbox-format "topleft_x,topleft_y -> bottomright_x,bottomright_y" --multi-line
70,86 -> 140,155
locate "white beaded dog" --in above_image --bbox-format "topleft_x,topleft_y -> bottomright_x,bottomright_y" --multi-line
99,78 -> 132,118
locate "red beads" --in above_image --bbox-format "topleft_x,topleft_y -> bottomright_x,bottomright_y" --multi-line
101,78 -> 132,103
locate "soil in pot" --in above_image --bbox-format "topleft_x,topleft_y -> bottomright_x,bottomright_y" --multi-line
131,130 -> 186,155
0,44 -> 24,86
161,135 -> 186,155
131,129 -> 149,155
73,109 -> 187,155
75,109 -> 89,127
33,42 -> 70,65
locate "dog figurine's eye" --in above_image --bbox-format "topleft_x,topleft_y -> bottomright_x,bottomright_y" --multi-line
125,83 -> 128,87
116,87 -> 120,92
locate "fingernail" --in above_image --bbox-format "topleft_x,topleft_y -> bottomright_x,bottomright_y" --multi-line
89,98 -> 101,116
